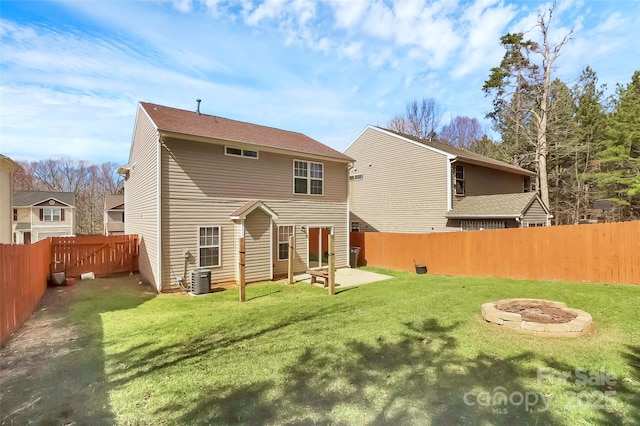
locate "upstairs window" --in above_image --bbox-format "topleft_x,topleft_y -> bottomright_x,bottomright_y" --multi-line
198,226 -> 221,267
523,177 -> 531,193
351,221 -> 360,232
42,208 -> 63,221
455,164 -> 465,196
225,146 -> 258,159
294,160 -> 323,195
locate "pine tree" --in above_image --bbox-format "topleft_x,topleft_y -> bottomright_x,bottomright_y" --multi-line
593,71 -> 640,220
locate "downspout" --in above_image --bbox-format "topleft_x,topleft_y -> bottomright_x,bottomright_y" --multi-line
157,133 -> 163,293
447,158 -> 454,212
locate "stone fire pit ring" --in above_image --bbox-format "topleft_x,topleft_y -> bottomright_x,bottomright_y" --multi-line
481,298 -> 592,337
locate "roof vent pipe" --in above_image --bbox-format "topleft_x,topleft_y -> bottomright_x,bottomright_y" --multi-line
196,99 -> 201,115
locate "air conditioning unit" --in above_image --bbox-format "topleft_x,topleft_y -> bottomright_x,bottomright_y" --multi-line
190,269 -> 211,295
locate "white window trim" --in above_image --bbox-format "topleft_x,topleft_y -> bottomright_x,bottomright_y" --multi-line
43,208 -> 62,221
198,226 -> 221,268
225,146 -> 259,159
277,225 -> 294,261
293,159 -> 324,196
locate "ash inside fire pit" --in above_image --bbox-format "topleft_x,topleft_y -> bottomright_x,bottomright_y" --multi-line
481,298 -> 592,337
499,302 -> 578,324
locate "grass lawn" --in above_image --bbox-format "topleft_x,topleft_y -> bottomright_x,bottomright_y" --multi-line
2,268 -> 639,425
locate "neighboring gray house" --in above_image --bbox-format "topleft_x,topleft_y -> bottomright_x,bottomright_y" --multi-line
1,154 -> 20,244
12,191 -> 76,243
344,126 -> 551,233
104,194 -> 124,236
120,101 -> 353,292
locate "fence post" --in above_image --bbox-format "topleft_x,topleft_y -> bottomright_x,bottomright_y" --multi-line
239,238 -> 246,302
328,234 -> 335,295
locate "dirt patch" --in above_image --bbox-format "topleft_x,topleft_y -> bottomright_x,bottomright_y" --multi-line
498,302 -> 578,324
0,284 -> 80,386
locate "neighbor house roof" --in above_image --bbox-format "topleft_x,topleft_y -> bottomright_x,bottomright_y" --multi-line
446,193 -> 544,219
376,127 -> 535,177
104,194 -> 124,210
139,102 -> 353,162
13,191 -> 75,207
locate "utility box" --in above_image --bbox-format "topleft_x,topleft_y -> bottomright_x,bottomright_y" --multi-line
190,269 -> 211,294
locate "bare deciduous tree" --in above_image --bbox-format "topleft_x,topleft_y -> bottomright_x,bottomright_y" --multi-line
388,97 -> 441,141
439,116 -> 485,148
12,158 -> 124,235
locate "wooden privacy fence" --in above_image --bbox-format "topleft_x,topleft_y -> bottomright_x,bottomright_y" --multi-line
51,234 -> 139,278
351,221 -> 640,285
0,239 -> 51,345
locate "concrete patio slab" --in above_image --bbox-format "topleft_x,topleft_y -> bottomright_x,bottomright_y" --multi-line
293,268 -> 393,288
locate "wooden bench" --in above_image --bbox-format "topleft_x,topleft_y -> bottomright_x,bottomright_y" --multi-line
307,270 -> 329,287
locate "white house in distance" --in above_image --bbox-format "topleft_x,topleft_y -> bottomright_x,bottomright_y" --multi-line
1,154 -> 20,244
104,194 -> 125,236
12,191 -> 76,244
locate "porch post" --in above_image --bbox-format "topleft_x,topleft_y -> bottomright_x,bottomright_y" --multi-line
287,235 -> 294,284
239,237 -> 246,302
328,234 -> 335,295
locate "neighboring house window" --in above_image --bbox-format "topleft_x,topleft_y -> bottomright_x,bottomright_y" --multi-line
13,209 -> 17,221
225,146 -> 258,159
349,173 -> 363,181
198,226 -> 220,267
461,220 -> 505,231
527,222 -> 546,227
294,160 -> 323,195
455,164 -> 465,195
351,222 -> 360,232
277,225 -> 294,261
42,208 -> 63,221
523,177 -> 531,193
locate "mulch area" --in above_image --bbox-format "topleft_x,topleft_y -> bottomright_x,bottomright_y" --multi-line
499,302 -> 578,324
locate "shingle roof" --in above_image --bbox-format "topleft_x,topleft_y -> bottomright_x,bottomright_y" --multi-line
376,127 -> 535,176
446,193 -> 539,218
104,194 -> 124,210
13,191 -> 75,207
230,200 -> 278,220
140,102 -> 353,162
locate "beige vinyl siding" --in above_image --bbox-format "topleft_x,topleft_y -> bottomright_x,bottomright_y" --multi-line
161,138 -> 348,202
244,209 -> 272,282
523,199 -> 549,226
159,136 -> 349,289
0,166 -> 11,243
453,163 -> 525,208
125,108 -> 160,290
345,127 -> 450,233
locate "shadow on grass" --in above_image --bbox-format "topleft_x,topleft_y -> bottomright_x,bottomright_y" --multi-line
0,276 -> 156,425
167,319 -> 565,425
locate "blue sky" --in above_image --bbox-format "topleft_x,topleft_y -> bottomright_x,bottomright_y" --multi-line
1,0 -> 638,165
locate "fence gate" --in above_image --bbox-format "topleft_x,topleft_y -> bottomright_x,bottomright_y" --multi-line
50,235 -> 139,278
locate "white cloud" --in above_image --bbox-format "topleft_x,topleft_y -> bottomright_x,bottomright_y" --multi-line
171,0 -> 194,13
328,0 -> 369,29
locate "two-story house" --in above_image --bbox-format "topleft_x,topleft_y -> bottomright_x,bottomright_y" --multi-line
120,102 -> 353,292
104,194 -> 125,236
12,191 -> 76,243
1,155 -> 20,244
345,126 -> 551,233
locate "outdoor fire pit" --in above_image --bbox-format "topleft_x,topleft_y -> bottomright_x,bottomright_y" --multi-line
481,298 -> 592,337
